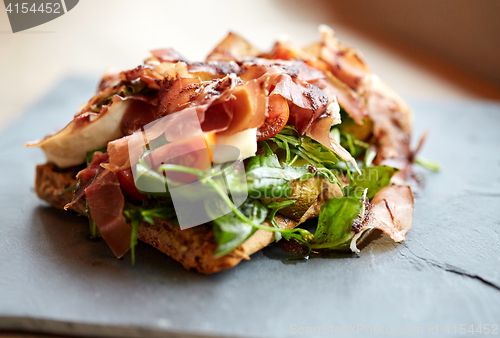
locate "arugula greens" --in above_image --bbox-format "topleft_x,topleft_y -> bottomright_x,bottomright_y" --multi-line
331,108 -> 378,167
209,198 -> 267,258
265,200 -> 296,242
344,165 -> 400,200
245,142 -> 313,199
310,197 -> 363,250
114,122 -> 401,260
270,126 -> 338,167
151,161 -> 314,257
268,126 -> 342,187
122,201 -> 176,264
338,129 -> 369,158
78,200 -> 101,239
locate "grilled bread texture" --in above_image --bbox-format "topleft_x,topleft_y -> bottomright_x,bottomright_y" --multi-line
35,163 -> 298,273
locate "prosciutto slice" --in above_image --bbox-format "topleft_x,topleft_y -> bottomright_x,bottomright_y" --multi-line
187,61 -> 241,77
271,74 -> 328,116
64,152 -> 109,210
315,25 -> 371,94
367,77 -> 412,166
261,39 -> 368,125
85,171 -> 131,258
119,65 -> 163,90
313,72 -> 368,125
150,48 -> 187,63
216,78 -> 267,135
156,77 -> 204,117
104,135 -> 136,172
97,71 -> 120,93
350,185 -> 413,252
64,152 -> 131,258
156,73 -> 267,136
240,59 -> 325,82
206,32 -> 260,62
365,185 -> 413,242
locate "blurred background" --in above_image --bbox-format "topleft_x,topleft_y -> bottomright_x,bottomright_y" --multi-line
0,0 -> 499,132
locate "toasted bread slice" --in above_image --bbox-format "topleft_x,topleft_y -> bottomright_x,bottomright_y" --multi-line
35,163 -> 298,274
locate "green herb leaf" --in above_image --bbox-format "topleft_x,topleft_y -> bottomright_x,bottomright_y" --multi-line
415,155 -> 440,172
347,165 -> 400,200
57,184 -> 77,196
79,200 -> 101,238
128,143 -> 317,259
245,151 -> 312,199
123,201 -> 177,264
266,200 -> 296,242
210,198 -> 268,258
129,213 -> 142,265
310,197 -> 363,250
268,126 -> 342,187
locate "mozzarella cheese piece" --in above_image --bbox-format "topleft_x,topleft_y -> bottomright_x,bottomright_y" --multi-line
213,128 -> 257,163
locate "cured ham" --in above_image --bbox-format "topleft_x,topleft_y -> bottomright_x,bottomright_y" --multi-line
150,48 -> 187,63
263,39 -> 368,125
313,25 -> 372,94
64,152 -> 109,210
206,32 -> 260,61
85,171 -> 131,258
187,61 -> 241,78
29,27 -> 418,266
119,65 -> 163,90
367,76 -> 413,166
353,185 -> 414,246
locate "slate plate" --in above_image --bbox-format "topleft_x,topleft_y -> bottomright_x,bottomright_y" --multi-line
0,77 -> 499,338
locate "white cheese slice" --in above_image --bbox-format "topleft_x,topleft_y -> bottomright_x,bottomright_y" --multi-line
27,100 -> 131,168
213,128 -> 257,163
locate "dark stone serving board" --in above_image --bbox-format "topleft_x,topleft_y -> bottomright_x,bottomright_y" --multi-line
0,77 -> 499,338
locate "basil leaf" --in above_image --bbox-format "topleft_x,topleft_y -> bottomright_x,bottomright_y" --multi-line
350,165 -> 400,199
210,198 -> 268,258
310,197 -> 362,250
245,150 -> 314,199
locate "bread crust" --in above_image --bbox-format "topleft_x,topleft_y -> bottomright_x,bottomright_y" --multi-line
35,163 -> 86,214
35,163 -> 298,274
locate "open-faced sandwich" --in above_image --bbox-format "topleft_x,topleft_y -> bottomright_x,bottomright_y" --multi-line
27,26 -> 417,274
